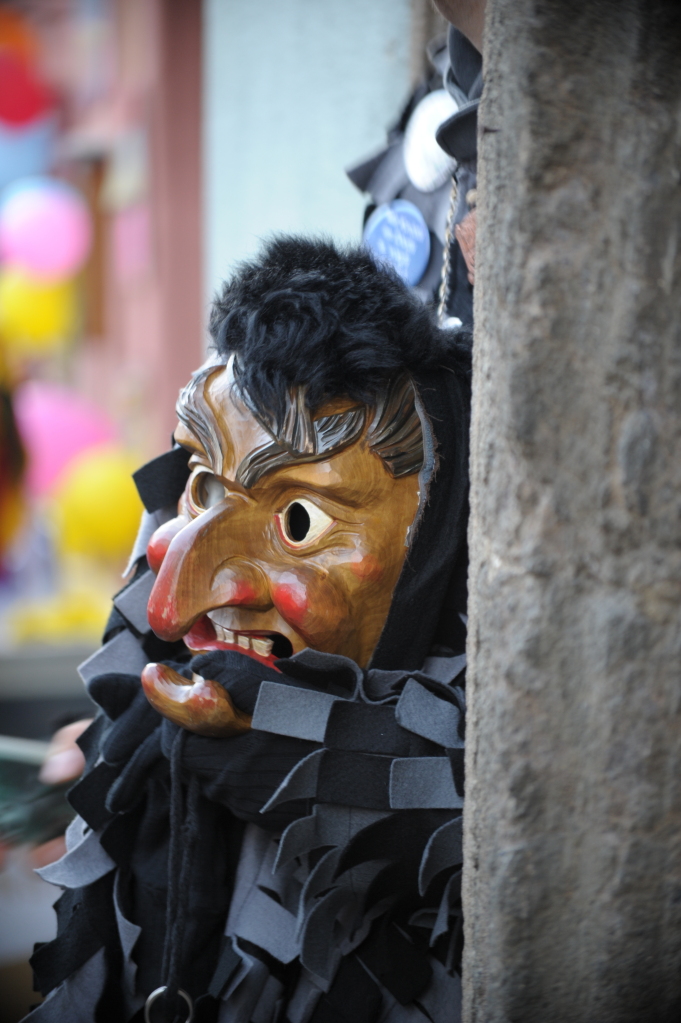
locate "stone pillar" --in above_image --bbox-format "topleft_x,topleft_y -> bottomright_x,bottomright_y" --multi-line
464,2 -> 681,1020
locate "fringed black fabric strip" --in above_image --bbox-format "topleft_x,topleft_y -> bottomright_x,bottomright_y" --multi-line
356,916 -> 432,1006
68,762 -> 119,831
42,644 -> 468,1015
87,672 -> 141,721
132,447 -> 190,513
447,749 -> 465,798
207,937 -> 242,999
100,689 -> 161,766
316,750 -> 394,810
101,606 -> 127,644
335,809 -> 457,879
324,700 -> 441,757
308,954 -> 382,1023
106,729 -> 163,814
76,713 -> 107,770
30,874 -> 118,997
275,650 -> 362,697
235,937 -> 300,988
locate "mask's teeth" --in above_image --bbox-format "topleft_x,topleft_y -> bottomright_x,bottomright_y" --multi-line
214,624 -> 235,644
252,637 -> 274,657
237,633 -> 251,650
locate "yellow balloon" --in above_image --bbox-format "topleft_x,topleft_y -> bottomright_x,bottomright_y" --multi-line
0,268 -> 77,354
52,445 -> 143,561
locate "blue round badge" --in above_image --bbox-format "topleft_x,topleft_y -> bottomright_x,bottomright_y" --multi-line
363,199 -> 431,286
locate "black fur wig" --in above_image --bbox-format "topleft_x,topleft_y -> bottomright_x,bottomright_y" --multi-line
209,236 -> 471,424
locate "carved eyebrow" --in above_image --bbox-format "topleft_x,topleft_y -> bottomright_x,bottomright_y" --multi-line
234,406 -> 366,488
176,359 -> 225,476
176,355 -> 423,490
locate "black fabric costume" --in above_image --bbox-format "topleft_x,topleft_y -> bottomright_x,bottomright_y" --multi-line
27,239 -> 471,1023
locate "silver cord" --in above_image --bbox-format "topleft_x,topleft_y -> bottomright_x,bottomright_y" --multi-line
437,175 -> 459,328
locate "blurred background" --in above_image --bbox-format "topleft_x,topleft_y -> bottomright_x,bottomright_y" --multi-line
0,0 -> 446,1017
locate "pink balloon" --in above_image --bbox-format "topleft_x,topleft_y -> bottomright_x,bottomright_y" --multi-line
0,177 -> 92,280
13,380 -> 117,496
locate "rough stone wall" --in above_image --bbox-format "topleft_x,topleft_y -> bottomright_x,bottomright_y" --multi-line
463,2 -> 681,1020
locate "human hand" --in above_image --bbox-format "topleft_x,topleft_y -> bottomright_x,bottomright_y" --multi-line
26,719 -> 93,868
38,719 -> 92,786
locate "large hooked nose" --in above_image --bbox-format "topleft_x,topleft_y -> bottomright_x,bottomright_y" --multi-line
146,502 -> 273,642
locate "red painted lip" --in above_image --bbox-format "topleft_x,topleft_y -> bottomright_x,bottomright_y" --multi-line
183,615 -> 283,671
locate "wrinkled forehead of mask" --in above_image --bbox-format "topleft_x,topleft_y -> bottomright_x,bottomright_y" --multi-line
175,353 -> 425,488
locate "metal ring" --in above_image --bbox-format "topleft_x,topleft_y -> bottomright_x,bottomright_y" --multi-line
144,986 -> 193,1023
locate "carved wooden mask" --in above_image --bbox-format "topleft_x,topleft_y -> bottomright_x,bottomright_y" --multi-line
142,355 -> 423,734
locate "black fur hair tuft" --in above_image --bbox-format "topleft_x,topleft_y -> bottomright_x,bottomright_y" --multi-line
209,236 -> 470,420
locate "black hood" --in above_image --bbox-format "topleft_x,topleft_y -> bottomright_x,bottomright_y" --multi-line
370,350 -> 471,671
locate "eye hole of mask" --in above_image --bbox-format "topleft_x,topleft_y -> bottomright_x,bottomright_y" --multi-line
192,471 -> 226,510
280,499 -> 334,548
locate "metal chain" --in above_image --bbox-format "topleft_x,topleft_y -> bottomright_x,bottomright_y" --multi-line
437,174 -> 459,327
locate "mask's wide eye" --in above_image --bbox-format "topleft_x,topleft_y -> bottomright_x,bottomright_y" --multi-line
190,470 -> 226,512
278,499 -> 334,548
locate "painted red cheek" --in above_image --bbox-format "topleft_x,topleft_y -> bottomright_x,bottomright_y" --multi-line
349,554 -> 384,583
227,580 -> 258,605
147,516 -> 185,574
272,575 -> 309,624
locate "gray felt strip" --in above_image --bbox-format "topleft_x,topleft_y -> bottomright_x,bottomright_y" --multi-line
274,803 -> 387,872
218,947 -> 269,1023
298,847 -> 343,922
298,840 -> 390,924
63,813 -> 87,852
285,968 -> 325,1023
37,825 -> 115,888
313,803 -> 388,849
395,679 -> 463,748
274,814 -> 319,873
230,885 -> 300,964
260,748 -> 324,813
226,825 -> 276,936
418,816 -> 463,896
252,681 -> 340,741
26,947 -> 107,1023
251,974 -> 285,1023
431,870 -> 459,945
298,860 -> 388,979
408,907 -> 438,932
299,889 -> 346,980
389,757 -> 464,809
421,652 -> 467,684
417,955 -> 463,1023
253,831 -> 302,916
217,936 -> 251,1007
361,953 -> 462,1023
77,629 -> 148,687
113,870 -> 144,1017
122,505 -> 175,578
113,569 -> 155,635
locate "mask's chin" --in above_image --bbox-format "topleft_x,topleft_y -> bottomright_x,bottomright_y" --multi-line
183,614 -> 295,670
